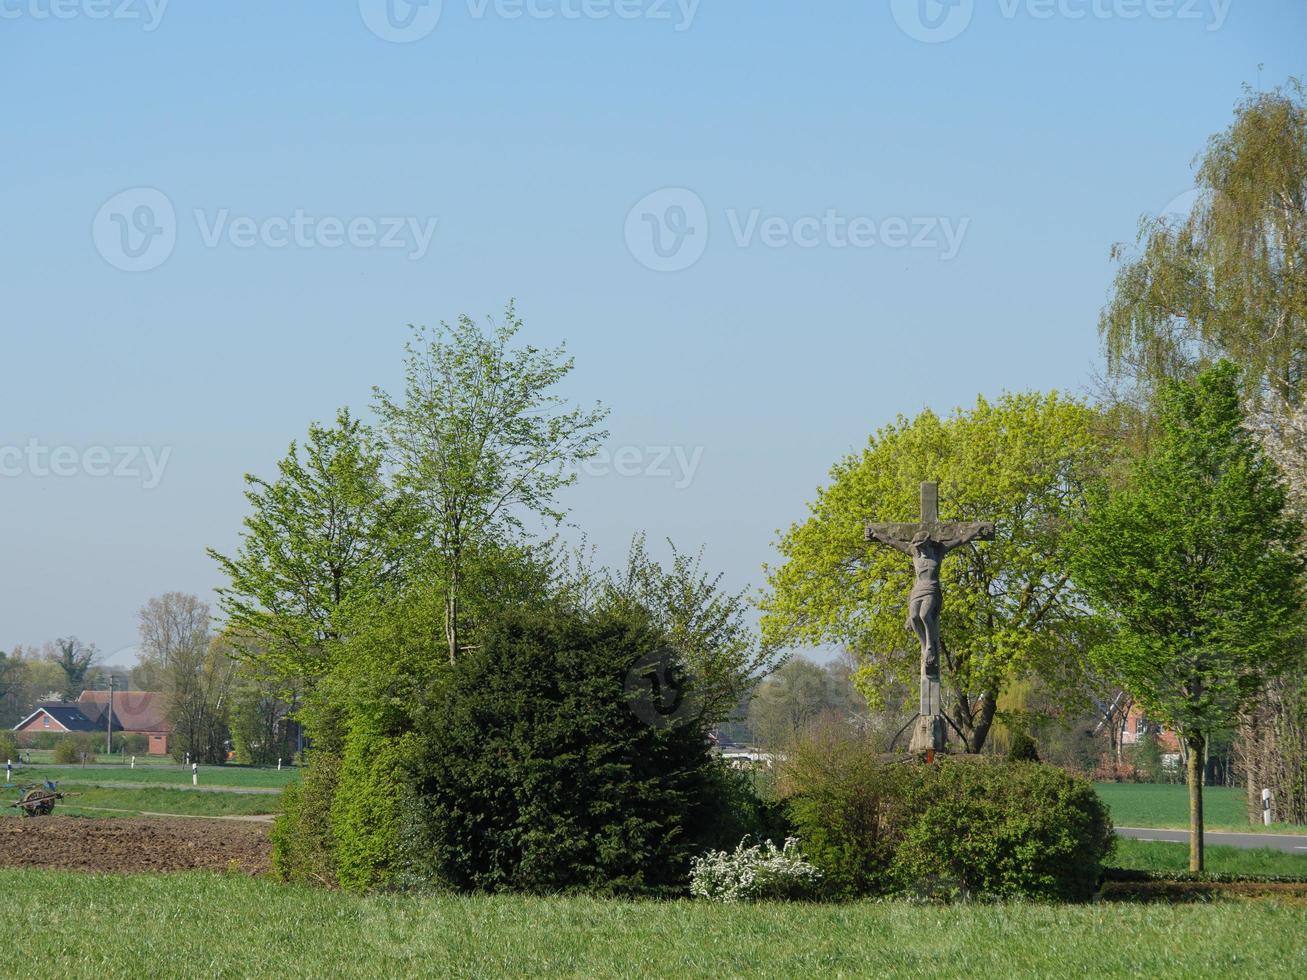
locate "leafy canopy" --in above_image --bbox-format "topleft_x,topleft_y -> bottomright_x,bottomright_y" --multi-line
1069,362 -> 1303,741
761,392 -> 1111,752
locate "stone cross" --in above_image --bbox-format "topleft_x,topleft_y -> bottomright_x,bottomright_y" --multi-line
865,482 -> 995,753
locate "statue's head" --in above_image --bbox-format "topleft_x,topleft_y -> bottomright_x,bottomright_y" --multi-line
911,530 -> 930,546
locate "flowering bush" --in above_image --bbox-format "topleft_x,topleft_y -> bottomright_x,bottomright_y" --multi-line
689,837 -> 823,902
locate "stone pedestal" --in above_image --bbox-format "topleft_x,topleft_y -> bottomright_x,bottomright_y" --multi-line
908,714 -> 947,753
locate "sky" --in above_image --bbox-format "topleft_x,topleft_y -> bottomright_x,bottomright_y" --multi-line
2,1 -> 1304,665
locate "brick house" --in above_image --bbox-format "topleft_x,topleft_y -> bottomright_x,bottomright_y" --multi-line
13,690 -> 172,755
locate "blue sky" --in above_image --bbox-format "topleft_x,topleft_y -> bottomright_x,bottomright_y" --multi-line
2,1 -> 1304,663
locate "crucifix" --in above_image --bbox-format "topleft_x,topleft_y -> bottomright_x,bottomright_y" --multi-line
865,482 -> 995,753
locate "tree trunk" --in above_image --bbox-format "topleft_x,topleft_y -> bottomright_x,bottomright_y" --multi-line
445,548 -> 462,666
1186,732 -> 1206,873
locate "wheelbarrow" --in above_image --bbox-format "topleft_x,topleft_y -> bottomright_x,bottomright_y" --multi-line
8,782 -> 81,817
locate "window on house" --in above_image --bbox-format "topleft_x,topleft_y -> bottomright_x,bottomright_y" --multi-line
1136,717 -> 1146,736
42,715 -> 49,729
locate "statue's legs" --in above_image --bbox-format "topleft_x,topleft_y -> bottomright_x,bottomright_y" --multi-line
906,592 -> 946,752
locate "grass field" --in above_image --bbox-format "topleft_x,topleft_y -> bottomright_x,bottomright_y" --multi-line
3,870 -> 1303,978
1112,839 -> 1307,877
1094,782 -> 1306,833
7,764 -> 300,790
1,785 -> 277,819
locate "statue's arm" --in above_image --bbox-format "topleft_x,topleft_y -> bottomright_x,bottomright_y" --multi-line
938,522 -> 996,552
865,525 -> 911,554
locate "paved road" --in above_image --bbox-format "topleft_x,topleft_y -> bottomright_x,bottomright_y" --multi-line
1117,826 -> 1307,854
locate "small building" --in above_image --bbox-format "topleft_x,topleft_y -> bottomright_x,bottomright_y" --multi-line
13,691 -> 172,755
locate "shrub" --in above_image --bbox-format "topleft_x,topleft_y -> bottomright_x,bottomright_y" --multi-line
690,837 -> 823,902
52,739 -> 80,764
121,733 -> 149,756
332,729 -> 416,892
781,724 -> 906,898
1007,731 -> 1041,763
890,759 -> 1114,901
271,751 -> 342,887
407,606 -> 726,895
0,733 -> 19,765
782,730 -> 1114,902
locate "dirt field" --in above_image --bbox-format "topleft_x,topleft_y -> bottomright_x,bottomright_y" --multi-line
0,817 -> 271,874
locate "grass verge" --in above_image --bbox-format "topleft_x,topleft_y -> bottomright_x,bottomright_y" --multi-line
4,870 -> 1307,978
7,764 -> 299,790
1110,838 -> 1307,878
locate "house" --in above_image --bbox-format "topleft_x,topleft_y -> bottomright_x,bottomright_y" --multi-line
13,690 -> 172,755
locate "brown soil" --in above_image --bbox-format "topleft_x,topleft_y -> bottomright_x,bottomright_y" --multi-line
0,817 -> 270,875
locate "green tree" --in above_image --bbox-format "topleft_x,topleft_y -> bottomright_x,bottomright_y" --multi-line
1101,81 -> 1307,405
1068,364 -> 1302,870
406,605 -> 728,895
209,409 -> 404,689
761,392 -> 1111,753
374,302 -> 609,665
50,637 -> 99,702
561,535 -> 774,727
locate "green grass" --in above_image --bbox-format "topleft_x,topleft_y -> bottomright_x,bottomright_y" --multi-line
1094,782 -> 1307,833
1,785 -> 278,819
1111,839 -> 1307,878
3,870 -> 1304,978
11,749 -> 181,767
8,764 -> 300,790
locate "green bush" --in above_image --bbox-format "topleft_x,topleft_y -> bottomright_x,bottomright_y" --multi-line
271,752 -> 342,887
0,733 -> 19,766
407,607 -> 727,895
52,739 -> 81,764
890,759 -> 1114,901
332,729 -> 416,892
1007,731 -> 1041,763
782,733 -> 1114,901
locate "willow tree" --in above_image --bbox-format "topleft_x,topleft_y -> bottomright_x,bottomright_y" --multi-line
1101,80 -> 1307,405
761,392 -> 1112,753
1069,364 -> 1302,871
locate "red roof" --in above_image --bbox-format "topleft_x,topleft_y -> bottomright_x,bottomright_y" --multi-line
77,691 -> 171,734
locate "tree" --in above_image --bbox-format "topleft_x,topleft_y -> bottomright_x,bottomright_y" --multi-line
562,535 -> 776,727
374,302 -> 609,665
1101,81 -> 1307,406
406,605 -> 728,895
137,593 -> 236,764
761,392 -> 1112,753
748,657 -> 866,750
209,409 -> 405,688
50,637 -> 99,701
1068,364 -> 1302,870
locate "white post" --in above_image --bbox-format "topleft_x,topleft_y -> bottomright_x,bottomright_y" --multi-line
192,762 -> 198,787
5,760 -> 10,783
131,756 -> 136,770
1262,787 -> 1273,826
277,758 -> 282,771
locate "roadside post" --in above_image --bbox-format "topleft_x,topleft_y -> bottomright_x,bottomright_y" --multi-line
192,762 -> 198,786
1262,788 -> 1273,826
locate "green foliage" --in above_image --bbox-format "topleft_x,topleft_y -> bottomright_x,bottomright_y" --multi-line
889,761 -> 1113,902
781,730 -> 1113,901
374,302 -> 609,665
271,752 -> 341,888
561,535 -> 773,727
407,606 -> 725,895
331,730 -> 416,892
1102,81 -> 1307,404
1006,731 -> 1040,763
51,739 -> 80,764
762,392 -> 1112,752
209,409 -> 404,689
0,732 -> 18,765
1071,364 -> 1302,738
